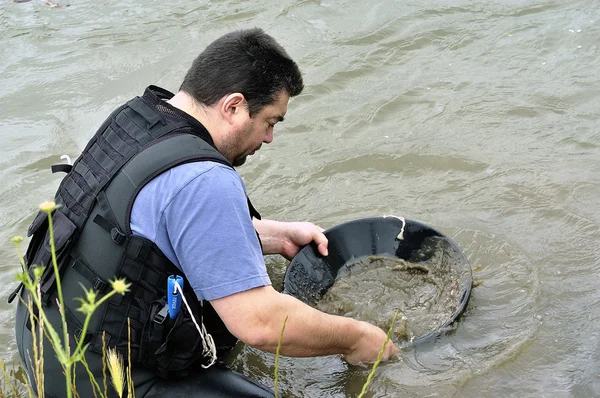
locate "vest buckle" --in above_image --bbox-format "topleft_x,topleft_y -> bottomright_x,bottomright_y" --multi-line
153,303 -> 169,325
93,277 -> 107,293
110,228 -> 126,245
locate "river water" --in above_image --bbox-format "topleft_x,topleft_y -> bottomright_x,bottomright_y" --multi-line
1,0 -> 599,397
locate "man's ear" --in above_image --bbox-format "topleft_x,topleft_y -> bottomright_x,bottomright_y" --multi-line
221,93 -> 246,123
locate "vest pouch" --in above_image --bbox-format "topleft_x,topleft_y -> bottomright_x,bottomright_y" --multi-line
141,298 -> 206,380
25,210 -> 78,304
24,211 -> 49,267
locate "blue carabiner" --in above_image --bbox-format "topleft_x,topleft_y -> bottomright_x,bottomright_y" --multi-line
167,275 -> 184,319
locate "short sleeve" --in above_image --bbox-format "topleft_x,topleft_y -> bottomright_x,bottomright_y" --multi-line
132,162 -> 271,301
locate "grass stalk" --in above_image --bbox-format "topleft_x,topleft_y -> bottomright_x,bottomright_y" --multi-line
273,315 -> 289,398
25,299 -> 40,398
26,279 -> 45,397
20,362 -> 35,398
102,332 -> 107,398
35,286 -> 44,398
127,318 -> 134,398
19,269 -> 65,374
43,207 -> 74,398
357,311 -> 399,398
80,361 -> 101,398
10,201 -> 132,397
71,289 -> 118,362
15,241 -> 26,273
0,359 -> 20,398
12,238 -> 43,398
79,343 -> 102,398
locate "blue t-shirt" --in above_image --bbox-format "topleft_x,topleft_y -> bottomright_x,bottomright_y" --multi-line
130,161 -> 271,301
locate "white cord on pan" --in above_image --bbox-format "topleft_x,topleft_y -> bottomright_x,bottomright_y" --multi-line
383,215 -> 406,240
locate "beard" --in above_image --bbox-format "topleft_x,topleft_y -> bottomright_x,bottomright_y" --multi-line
232,154 -> 248,167
222,119 -> 257,167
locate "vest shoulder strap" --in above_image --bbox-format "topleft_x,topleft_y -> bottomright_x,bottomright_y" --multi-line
104,133 -> 232,233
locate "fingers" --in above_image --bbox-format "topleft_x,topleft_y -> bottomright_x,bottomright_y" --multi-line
309,223 -> 328,256
385,341 -> 400,358
310,227 -> 328,256
343,339 -> 398,365
285,222 -> 329,257
317,242 -> 329,257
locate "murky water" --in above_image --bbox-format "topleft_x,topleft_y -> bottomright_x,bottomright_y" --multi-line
1,0 -> 600,397
315,236 -> 469,343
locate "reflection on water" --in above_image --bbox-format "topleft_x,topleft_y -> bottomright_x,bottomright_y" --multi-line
2,0 -> 600,396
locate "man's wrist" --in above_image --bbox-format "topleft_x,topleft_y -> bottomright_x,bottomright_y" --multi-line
342,318 -> 366,356
253,219 -> 286,255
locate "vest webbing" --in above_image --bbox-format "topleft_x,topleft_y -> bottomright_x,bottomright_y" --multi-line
86,132 -> 242,376
15,86 -> 261,379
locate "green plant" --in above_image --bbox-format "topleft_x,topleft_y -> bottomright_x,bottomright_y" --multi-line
10,200 -> 133,398
0,359 -> 29,397
357,311 -> 399,398
271,312 -> 399,398
273,315 -> 289,398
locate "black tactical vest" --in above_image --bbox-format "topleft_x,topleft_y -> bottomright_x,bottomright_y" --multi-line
11,86 -> 261,379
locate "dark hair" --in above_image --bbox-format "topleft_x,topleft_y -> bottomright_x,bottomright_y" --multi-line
180,28 -> 304,116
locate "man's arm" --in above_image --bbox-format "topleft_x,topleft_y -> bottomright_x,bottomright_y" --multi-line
253,219 -> 329,260
142,165 -> 397,363
210,285 -> 398,364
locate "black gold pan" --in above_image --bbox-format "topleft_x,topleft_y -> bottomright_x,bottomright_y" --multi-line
283,216 -> 472,345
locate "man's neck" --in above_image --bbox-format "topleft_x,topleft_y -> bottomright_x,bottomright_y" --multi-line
167,92 -> 220,141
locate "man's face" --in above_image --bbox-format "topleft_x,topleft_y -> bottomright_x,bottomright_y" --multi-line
227,91 -> 290,167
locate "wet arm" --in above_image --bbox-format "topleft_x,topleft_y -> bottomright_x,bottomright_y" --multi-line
210,285 -> 397,363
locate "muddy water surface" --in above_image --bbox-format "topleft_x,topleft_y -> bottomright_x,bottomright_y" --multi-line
2,0 -> 600,397
316,236 -> 469,342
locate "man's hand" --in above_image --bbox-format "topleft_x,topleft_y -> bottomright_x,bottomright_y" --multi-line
344,321 -> 399,365
253,219 -> 329,260
278,221 -> 329,260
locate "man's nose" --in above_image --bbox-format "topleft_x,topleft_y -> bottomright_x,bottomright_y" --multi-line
264,128 -> 274,144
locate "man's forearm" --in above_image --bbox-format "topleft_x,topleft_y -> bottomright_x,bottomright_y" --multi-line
211,286 -> 397,363
252,218 -> 285,255
212,286 -> 362,357
251,290 -> 362,356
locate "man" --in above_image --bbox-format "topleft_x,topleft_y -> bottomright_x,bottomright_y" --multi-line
15,28 -> 398,397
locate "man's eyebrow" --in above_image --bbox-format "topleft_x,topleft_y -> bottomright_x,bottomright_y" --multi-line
272,115 -> 285,122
